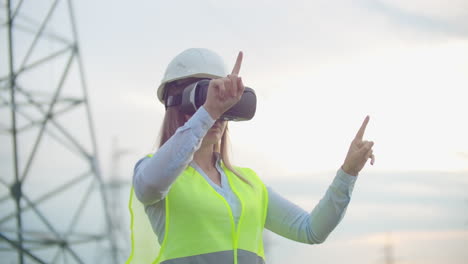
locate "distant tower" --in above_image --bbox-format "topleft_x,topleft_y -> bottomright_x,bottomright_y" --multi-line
383,233 -> 395,264
457,152 -> 468,225
0,1 -> 118,263
107,137 -> 132,261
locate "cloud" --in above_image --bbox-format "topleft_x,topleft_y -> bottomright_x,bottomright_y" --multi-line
366,0 -> 468,38
379,0 -> 468,21
346,202 -> 447,222
348,229 -> 468,245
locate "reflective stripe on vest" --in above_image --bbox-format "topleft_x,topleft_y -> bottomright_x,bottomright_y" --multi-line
160,249 -> 264,264
127,156 -> 268,264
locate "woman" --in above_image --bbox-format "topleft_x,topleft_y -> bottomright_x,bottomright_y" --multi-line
128,48 -> 375,264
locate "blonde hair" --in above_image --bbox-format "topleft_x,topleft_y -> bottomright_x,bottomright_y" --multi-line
157,79 -> 251,185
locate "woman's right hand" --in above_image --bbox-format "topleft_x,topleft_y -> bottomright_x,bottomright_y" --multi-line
203,51 -> 245,120
341,116 -> 375,176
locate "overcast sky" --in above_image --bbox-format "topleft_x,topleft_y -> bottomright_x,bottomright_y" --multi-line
67,0 -> 468,178
1,0 -> 468,263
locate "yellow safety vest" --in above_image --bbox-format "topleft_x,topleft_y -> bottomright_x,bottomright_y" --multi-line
126,160 -> 269,264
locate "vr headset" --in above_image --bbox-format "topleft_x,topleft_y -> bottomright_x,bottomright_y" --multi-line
164,79 -> 256,121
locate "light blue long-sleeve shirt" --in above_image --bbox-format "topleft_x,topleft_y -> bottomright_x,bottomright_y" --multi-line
133,106 -> 357,244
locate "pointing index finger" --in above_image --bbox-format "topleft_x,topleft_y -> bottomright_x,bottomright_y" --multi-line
355,115 -> 370,140
231,51 -> 243,75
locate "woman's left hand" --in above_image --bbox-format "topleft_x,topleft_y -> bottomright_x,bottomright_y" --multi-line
341,116 -> 375,176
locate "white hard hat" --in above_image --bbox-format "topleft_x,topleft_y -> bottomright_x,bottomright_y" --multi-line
157,48 -> 228,103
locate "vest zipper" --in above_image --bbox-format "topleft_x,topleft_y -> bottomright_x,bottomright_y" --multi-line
217,196 -> 239,264
207,176 -> 245,264
225,172 -> 245,264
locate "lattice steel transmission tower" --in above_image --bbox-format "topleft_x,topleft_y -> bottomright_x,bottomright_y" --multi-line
383,233 -> 395,264
0,0 -> 118,263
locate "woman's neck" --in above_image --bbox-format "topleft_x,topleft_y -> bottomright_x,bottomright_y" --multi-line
193,144 -> 217,173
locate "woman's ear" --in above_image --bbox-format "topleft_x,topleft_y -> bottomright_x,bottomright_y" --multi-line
184,114 -> 191,122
